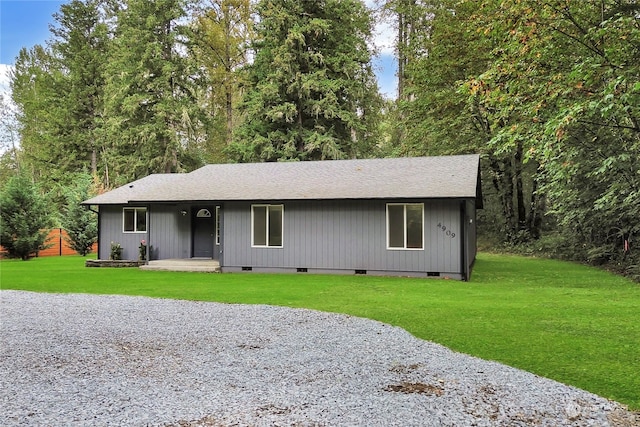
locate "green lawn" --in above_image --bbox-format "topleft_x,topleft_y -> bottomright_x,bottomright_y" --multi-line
1,253 -> 639,409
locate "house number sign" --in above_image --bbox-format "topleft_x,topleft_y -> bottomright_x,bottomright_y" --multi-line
437,222 -> 456,238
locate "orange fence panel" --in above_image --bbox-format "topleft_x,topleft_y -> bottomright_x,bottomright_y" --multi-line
1,228 -> 98,258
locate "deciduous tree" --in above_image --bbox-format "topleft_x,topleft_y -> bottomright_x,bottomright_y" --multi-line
192,0 -> 252,161
394,0 -> 545,242
464,0 -> 640,272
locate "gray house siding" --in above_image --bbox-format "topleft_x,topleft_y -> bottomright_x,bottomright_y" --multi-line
221,199 -> 465,278
465,199 -> 478,276
148,205 -> 192,260
98,199 -> 472,278
98,204 -> 191,260
98,205 -> 144,260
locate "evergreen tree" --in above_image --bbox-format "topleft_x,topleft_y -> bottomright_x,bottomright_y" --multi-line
230,0 -> 382,162
61,174 -> 98,256
382,0 -> 431,102
0,94 -> 21,186
192,0 -> 253,161
50,0 -> 110,179
10,1 -> 110,191
0,175 -> 52,260
102,0 -> 206,185
10,46 -> 61,185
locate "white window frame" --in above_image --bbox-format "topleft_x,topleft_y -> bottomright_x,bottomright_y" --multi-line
215,206 -> 221,245
123,207 -> 147,233
251,204 -> 284,248
386,203 -> 424,250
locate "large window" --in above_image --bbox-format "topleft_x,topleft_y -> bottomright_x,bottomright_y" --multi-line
387,203 -> 423,249
252,204 -> 283,247
123,207 -> 147,233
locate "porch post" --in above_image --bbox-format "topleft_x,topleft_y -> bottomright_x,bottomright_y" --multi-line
146,205 -> 150,265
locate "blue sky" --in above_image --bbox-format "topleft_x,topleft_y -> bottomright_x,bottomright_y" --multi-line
0,0 -> 397,97
1,1 -> 66,64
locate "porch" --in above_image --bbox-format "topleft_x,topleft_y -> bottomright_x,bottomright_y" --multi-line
139,259 -> 220,273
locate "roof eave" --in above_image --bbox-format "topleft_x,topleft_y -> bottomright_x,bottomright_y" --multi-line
125,195 -> 480,204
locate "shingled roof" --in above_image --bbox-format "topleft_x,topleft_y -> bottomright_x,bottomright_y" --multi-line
82,155 -> 482,205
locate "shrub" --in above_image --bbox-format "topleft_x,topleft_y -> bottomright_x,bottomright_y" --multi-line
110,242 -> 122,260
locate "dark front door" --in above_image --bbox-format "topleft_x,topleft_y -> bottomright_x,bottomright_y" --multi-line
193,207 -> 215,258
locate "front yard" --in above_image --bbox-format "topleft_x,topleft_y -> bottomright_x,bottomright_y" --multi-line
1,253 -> 639,410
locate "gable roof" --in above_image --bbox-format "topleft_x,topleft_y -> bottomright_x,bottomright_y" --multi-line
82,155 -> 482,206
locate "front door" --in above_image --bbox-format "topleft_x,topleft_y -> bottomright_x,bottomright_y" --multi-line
193,207 -> 215,258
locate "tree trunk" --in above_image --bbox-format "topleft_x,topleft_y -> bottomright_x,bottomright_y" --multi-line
489,155 -> 516,241
528,173 -> 543,239
103,156 -> 109,189
225,10 -> 233,146
397,10 -> 405,100
91,149 -> 97,175
226,89 -> 233,146
514,141 -> 527,234
502,159 -> 516,240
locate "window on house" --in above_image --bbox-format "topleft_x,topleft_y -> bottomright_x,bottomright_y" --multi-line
123,207 -> 147,233
215,206 -> 220,245
387,203 -> 423,249
252,204 -> 283,247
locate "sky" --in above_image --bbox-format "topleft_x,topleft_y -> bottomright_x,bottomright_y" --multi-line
0,0 -> 398,98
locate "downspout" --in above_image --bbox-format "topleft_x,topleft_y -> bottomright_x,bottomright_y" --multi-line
460,201 -> 469,281
87,206 -> 100,260
219,204 -> 223,269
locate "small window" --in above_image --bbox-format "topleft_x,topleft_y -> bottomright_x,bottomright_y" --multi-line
196,208 -> 212,218
387,203 -> 423,250
252,204 -> 283,247
215,206 -> 220,245
123,207 -> 147,233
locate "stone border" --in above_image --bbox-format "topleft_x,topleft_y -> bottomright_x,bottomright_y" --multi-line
85,259 -> 145,268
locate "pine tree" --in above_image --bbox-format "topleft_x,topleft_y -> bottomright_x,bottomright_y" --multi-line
10,1 -> 110,191
230,0 -> 382,162
50,0 -> 110,179
0,175 -> 52,260
61,174 -> 98,256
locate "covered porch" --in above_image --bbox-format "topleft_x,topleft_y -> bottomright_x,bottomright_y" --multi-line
139,258 -> 220,273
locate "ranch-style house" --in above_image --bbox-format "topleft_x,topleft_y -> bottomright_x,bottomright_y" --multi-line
83,154 -> 482,280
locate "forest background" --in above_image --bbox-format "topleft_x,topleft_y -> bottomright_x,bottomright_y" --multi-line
0,0 -> 638,280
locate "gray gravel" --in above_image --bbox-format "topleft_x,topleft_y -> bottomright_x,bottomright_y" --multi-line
0,290 -> 635,426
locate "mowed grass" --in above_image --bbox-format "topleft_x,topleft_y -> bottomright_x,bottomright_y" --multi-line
1,253 -> 639,409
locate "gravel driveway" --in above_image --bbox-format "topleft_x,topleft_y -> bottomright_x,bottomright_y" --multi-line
0,291 -> 636,426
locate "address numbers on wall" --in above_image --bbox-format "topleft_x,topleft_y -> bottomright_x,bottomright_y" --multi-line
437,222 -> 456,238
